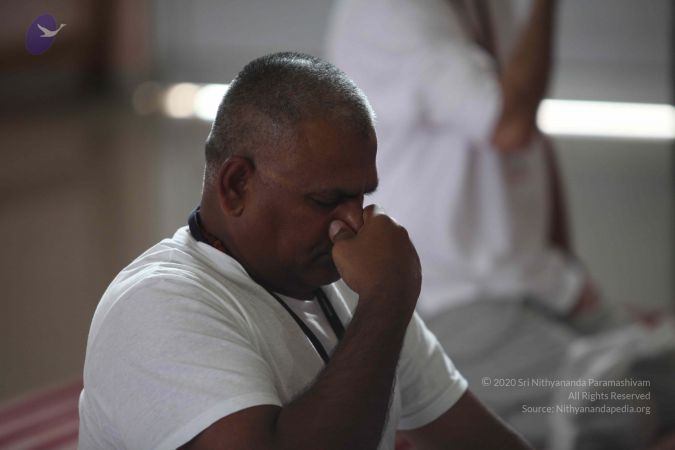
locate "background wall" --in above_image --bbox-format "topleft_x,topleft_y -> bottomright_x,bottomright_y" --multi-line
150,0 -> 672,103
0,0 -> 672,404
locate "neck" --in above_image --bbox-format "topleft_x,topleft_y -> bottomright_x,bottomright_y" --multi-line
194,203 -> 230,254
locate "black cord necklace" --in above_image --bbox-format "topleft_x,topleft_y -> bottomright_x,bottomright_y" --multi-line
263,288 -> 344,364
188,207 -> 344,364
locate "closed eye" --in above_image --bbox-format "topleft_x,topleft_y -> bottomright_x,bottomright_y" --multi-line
311,197 -> 341,209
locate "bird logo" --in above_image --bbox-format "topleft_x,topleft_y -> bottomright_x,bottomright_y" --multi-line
37,23 -> 66,38
25,14 -> 66,55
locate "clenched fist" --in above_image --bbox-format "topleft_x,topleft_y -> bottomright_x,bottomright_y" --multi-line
329,205 -> 421,319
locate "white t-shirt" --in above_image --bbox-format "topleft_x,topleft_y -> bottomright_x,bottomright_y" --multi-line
279,294 -> 338,355
326,0 -> 584,317
78,226 -> 468,449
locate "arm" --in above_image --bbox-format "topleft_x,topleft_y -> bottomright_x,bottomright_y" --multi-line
541,135 -> 571,252
182,206 -> 421,450
491,0 -> 557,152
401,391 -> 533,450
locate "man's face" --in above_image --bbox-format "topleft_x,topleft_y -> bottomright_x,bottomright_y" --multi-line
239,119 -> 378,298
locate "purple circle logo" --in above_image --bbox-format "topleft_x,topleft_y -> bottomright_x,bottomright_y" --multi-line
25,14 -> 66,55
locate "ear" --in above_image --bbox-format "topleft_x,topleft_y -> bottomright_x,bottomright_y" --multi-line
216,156 -> 254,217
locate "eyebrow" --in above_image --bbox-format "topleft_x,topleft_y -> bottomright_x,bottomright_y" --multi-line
311,182 -> 378,199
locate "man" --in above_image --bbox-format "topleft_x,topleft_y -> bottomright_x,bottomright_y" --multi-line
78,53 -> 531,449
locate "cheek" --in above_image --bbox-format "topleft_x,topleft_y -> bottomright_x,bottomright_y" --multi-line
278,209 -> 333,258
251,191 -> 332,260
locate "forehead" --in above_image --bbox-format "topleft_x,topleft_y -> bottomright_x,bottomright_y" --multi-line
273,118 -> 378,193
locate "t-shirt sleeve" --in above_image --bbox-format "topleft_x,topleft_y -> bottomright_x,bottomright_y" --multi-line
396,311 -> 468,430
84,277 -> 281,450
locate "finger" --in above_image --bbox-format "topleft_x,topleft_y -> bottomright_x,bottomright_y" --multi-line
362,204 -> 401,227
329,220 -> 356,243
343,204 -> 365,233
362,204 -> 385,222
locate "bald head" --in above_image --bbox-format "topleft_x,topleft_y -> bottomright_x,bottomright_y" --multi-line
203,52 -> 376,189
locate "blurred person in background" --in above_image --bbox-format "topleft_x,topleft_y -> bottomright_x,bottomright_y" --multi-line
327,0 -> 675,448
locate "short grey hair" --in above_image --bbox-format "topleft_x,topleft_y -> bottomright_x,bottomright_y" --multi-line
203,52 -> 376,187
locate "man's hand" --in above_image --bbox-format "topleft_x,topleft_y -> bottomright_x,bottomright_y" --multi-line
184,207 -> 424,450
329,205 -> 422,318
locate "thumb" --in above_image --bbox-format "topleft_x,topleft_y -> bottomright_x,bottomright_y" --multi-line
329,220 -> 356,243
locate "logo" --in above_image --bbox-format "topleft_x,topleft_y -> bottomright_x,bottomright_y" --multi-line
25,14 -> 66,55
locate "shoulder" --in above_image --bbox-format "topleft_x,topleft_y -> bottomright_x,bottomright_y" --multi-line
87,227 -> 269,350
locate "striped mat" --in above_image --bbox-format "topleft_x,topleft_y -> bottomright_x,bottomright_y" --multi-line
0,379 -> 82,450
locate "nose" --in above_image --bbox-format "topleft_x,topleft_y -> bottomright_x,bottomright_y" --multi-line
334,197 -> 364,232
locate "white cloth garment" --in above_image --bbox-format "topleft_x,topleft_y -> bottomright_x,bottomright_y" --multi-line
279,293 -> 339,355
78,226 -> 468,450
326,0 -> 585,318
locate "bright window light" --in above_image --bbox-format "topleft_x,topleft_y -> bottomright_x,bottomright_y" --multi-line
538,99 -> 675,140
163,83 -> 200,118
194,84 -> 229,121
149,82 -> 675,140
